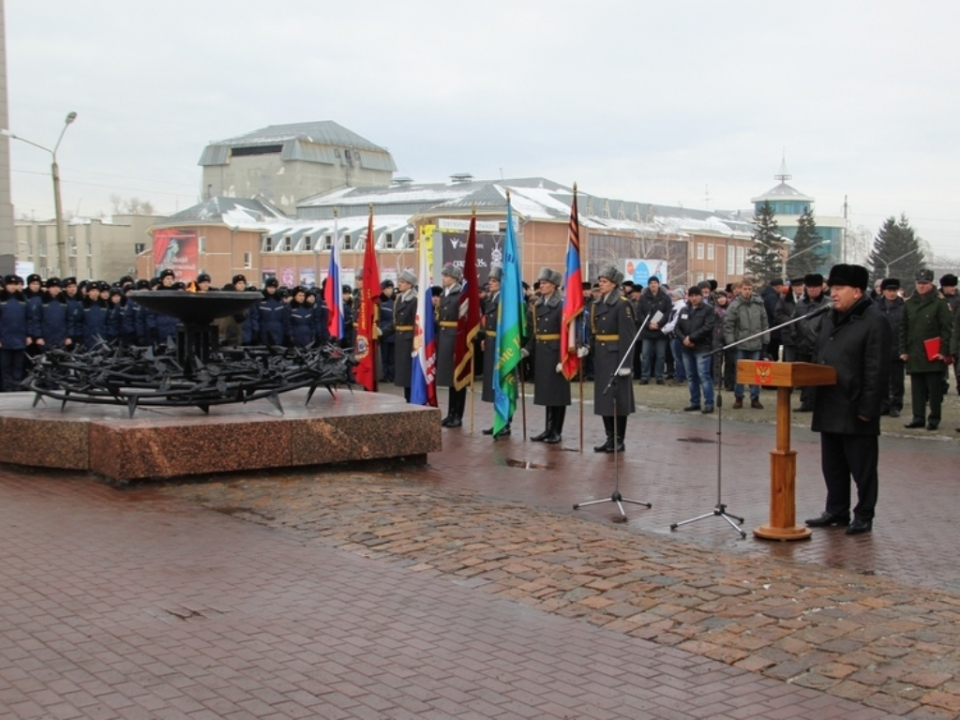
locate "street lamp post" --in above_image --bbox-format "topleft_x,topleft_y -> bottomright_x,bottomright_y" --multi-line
2,112 -> 78,276
783,239 -> 831,279
879,249 -> 919,279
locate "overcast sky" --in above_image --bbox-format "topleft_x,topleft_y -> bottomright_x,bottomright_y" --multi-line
5,0 -> 959,257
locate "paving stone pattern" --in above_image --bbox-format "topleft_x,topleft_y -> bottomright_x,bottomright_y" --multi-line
166,472 -> 960,719
0,470 -> 893,720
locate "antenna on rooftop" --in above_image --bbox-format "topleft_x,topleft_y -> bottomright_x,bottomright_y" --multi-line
776,149 -> 791,183
704,184 -> 711,210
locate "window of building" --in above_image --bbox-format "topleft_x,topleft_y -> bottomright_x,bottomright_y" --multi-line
263,237 -> 274,252
697,242 -> 704,260
86,241 -> 92,256
385,233 -> 394,249
325,235 -> 333,250
697,272 -> 704,283
727,246 -> 736,275
407,232 -> 415,248
68,237 -> 77,257
39,241 -> 46,257
736,246 -> 745,275
243,252 -> 251,269
707,244 -> 715,261
282,236 -> 292,252
343,234 -> 352,250
134,242 -> 145,255
199,236 -> 206,253
303,236 -> 313,252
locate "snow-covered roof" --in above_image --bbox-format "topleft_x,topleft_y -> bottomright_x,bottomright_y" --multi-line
156,197 -> 288,230
751,182 -> 814,203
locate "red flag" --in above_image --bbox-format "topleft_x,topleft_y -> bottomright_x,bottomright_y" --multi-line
560,186 -> 584,380
453,215 -> 482,391
355,209 -> 380,391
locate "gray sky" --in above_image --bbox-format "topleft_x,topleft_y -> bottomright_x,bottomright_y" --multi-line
5,0 -> 959,257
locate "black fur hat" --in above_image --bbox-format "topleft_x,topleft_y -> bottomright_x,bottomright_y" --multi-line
826,264 -> 868,291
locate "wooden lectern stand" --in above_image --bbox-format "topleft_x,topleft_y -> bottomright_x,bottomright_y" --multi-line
736,361 -> 837,541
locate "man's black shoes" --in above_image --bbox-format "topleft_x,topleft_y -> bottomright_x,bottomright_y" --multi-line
594,439 -> 613,452
683,405 -> 701,412
845,518 -> 873,535
804,512 -> 849,528
904,418 -> 925,428
481,427 -> 494,435
543,433 -> 562,444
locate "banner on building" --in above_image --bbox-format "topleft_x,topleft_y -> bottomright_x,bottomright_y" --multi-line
152,228 -> 199,281
299,268 -> 316,287
624,258 -> 669,286
280,267 -> 297,288
438,231 -> 505,279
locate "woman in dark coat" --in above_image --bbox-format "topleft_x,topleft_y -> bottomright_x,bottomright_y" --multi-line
588,265 -> 637,452
392,271 -> 418,402
521,267 -> 570,443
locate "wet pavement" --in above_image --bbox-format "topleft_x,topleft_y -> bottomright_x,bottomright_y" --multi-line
3,380 -> 960,719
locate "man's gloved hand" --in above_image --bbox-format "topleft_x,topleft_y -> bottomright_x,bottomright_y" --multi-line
617,368 -> 632,377
555,363 -> 563,374
521,348 -> 530,359
577,346 -> 589,358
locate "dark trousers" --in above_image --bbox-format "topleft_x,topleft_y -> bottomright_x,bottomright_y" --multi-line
380,342 -> 395,382
820,432 -> 879,522
447,387 -> 466,419
909,371 -> 944,423
881,359 -> 905,413
0,348 -> 26,392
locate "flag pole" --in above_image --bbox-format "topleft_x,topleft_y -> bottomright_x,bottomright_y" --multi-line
578,359 -> 584,454
469,354 -> 475,433
519,360 -> 527,442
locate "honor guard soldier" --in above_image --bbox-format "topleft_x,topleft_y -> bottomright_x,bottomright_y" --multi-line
521,267 -> 569,443
437,264 -> 466,426
587,265 -> 637,453
480,266 -> 510,437
392,271 -> 418,403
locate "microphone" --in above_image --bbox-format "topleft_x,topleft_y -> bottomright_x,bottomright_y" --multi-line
807,304 -> 831,318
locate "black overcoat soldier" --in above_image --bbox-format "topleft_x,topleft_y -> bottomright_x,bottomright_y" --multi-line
521,267 -> 569,443
392,270 -> 418,403
436,264 -> 466,426
588,265 -> 637,453
480,267 -> 510,437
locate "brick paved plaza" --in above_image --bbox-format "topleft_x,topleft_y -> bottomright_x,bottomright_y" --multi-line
2,384 -> 960,719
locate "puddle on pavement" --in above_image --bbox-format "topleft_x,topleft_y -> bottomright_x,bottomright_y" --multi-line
504,458 -> 549,470
677,437 -> 716,444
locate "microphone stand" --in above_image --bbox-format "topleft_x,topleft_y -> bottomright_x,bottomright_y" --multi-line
670,305 -> 830,537
574,310 -> 659,520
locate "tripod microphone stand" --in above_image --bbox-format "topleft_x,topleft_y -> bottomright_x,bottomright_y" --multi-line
574,310 -> 661,520
670,305 -> 830,537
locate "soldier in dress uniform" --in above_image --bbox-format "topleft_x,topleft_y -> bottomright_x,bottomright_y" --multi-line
436,264 -> 466,426
392,270 -> 418,403
480,266 -> 510,437
587,265 -> 637,453
521,267 -> 569,444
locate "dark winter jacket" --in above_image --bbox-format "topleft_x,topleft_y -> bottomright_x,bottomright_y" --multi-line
812,296 -> 890,435
636,287 -> 673,340
675,301 -> 716,353
524,291 -> 571,407
285,300 -> 318,347
588,292 -> 636,416
79,298 -> 109,349
760,285 -> 782,342
792,292 -> 831,357
435,283 -> 462,388
899,290 -> 952,374
32,292 -> 70,346
775,291 -> 803,346
257,292 -> 288,346
0,290 -> 31,349
378,294 -> 395,344
875,295 -> 905,361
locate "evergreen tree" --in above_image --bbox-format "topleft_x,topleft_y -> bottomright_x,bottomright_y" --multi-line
786,208 -> 827,278
868,214 -> 925,294
745,201 -> 785,281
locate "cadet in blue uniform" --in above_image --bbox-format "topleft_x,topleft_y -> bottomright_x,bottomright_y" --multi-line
257,277 -> 287,346
0,274 -> 33,391
30,277 -> 71,350
145,270 -> 179,345
285,286 -> 317,347
78,281 -> 109,349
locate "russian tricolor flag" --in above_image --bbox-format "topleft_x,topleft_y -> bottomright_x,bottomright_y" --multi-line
411,230 -> 437,406
324,213 -> 344,339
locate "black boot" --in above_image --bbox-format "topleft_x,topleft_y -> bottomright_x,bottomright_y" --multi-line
594,416 -> 614,452
544,406 -> 565,443
451,388 -> 466,427
608,416 -> 627,453
494,422 -> 511,439
531,408 -> 552,441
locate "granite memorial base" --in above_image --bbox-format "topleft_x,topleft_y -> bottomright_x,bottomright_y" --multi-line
0,388 -> 442,483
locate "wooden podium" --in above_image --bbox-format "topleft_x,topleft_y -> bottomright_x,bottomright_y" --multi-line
736,361 -> 837,541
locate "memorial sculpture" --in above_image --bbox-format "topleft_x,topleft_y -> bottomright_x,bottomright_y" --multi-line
24,291 -> 355,416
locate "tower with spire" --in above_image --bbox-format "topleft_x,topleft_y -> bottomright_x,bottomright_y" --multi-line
749,156 -> 845,275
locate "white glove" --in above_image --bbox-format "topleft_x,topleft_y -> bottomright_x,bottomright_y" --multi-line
521,348 -> 530,359
411,350 -> 418,358
617,368 -> 632,377
375,326 -> 383,338
555,363 -> 563,374
577,346 -> 589,358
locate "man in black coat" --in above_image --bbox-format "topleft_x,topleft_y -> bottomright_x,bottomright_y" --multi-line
480,267 -> 510,438
636,276 -> 673,384
587,265 -> 636,453
675,285 -> 716,414
775,277 -> 805,361
521,267 -> 569,444
791,273 -> 830,412
436,264 -> 466,427
392,271 -> 418,403
805,264 -> 890,536
875,278 -> 905,417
